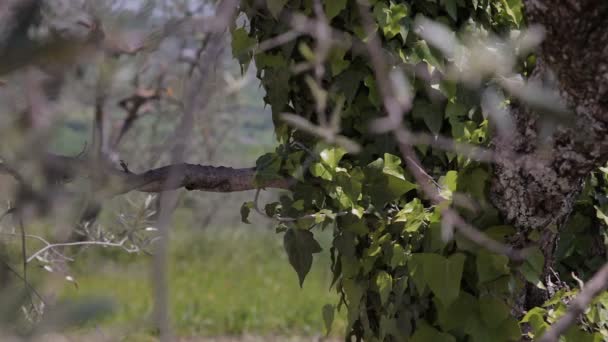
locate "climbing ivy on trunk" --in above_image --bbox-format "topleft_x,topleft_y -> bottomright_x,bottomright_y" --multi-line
236,0 -> 608,340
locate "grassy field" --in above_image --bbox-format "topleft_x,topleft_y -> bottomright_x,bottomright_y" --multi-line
61,223 -> 346,340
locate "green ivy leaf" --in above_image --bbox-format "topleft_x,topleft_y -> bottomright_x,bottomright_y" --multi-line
320,146 -> 347,168
410,322 -> 456,342
519,247 -> 545,289
373,2 -> 410,41
231,27 -> 256,69
240,201 -> 254,224
325,0 -> 347,20
412,98 -> 443,135
441,0 -> 458,21
374,271 -> 393,306
394,198 -> 428,232
476,251 -> 510,283
322,304 -> 334,336
266,0 -> 288,19
465,312 -> 521,342
329,47 -> 351,76
283,228 -> 323,287
563,326 -> 603,342
441,170 -> 458,192
342,278 -> 366,333
436,292 -> 477,332
390,243 -> 408,268
255,53 -> 288,69
310,162 -> 333,181
255,152 -> 282,185
364,75 -> 382,108
520,307 -> 549,338
479,297 -> 510,328
412,253 -> 466,307
458,167 -> 489,201
413,40 -> 443,70
382,153 -> 418,198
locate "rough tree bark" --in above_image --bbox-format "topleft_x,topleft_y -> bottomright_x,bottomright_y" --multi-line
490,0 -> 608,312
0,154 -> 289,196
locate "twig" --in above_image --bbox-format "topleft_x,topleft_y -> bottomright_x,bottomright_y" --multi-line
17,211 -> 28,306
0,257 -> 46,305
26,237 -> 134,263
255,30 -> 301,53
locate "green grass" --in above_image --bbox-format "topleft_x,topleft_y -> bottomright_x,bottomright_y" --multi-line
62,226 -> 346,338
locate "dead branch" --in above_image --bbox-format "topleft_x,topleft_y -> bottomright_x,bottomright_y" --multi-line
0,154 -> 289,195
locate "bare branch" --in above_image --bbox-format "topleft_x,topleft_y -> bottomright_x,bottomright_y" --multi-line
26,238 -> 136,264
11,154 -> 289,195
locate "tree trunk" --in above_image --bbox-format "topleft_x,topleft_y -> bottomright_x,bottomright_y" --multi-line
490,0 -> 608,313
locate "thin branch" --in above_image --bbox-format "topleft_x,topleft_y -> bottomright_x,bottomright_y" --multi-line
0,257 -> 46,305
255,30 -> 301,54
26,237 -> 134,264
113,88 -> 161,148
17,211 -> 28,305
539,262 -> 608,342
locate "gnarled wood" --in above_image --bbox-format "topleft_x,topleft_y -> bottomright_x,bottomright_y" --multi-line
1,154 -> 289,195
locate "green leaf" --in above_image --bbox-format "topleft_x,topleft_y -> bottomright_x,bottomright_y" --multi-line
364,75 -> 381,108
441,0 -> 458,21
325,0 -> 347,20
413,253 -> 466,307
374,271 -> 393,306
441,170 -> 458,192
518,247 -> 545,289
329,47 -> 351,76
310,162 -> 333,181
255,152 -> 282,184
390,243 -> 408,268
266,0 -> 288,19
476,251 -> 510,283
413,40 -> 443,70
342,278 -> 365,313
240,201 -> 254,224
283,228 -> 323,287
479,297 -> 510,328
407,257 -> 426,294
458,167 -> 489,201
412,98 -> 443,134
410,322 -> 456,342
256,53 -> 289,70
394,198 -> 428,233
564,326 -> 603,342
231,27 -> 256,68
373,2 -> 410,41
465,312 -> 521,342
320,146 -> 347,168
383,153 -> 404,178
322,304 -> 334,336
381,154 -> 418,198
520,307 -> 549,338
436,292 -> 477,332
